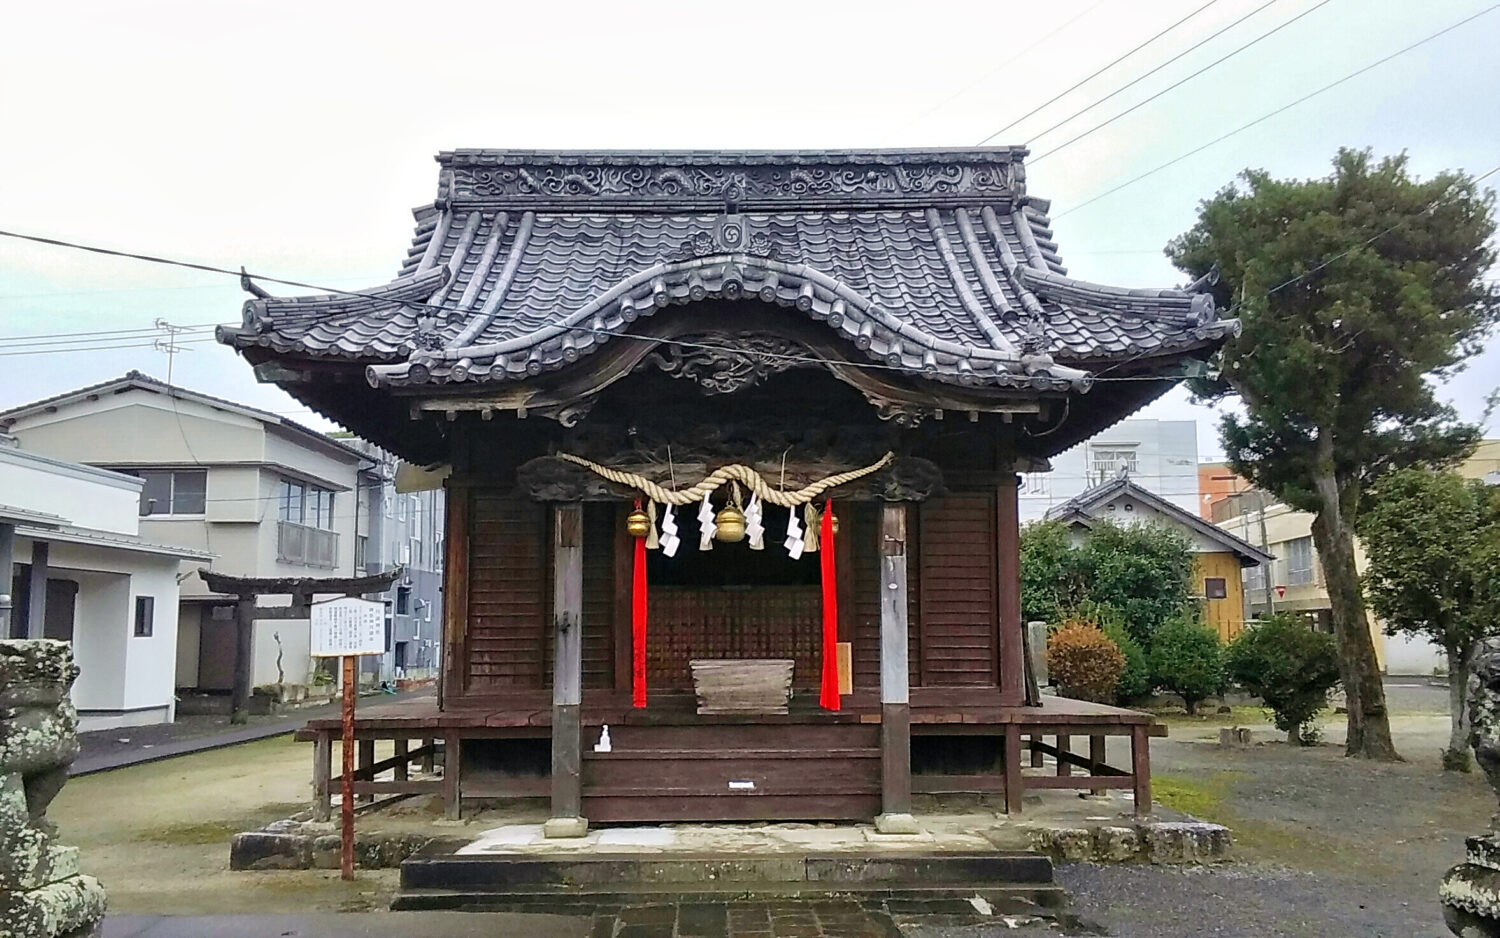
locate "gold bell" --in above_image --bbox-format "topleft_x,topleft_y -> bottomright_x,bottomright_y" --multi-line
714,504 -> 747,543
626,507 -> 652,539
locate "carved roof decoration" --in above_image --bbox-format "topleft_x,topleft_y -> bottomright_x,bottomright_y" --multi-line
218,148 -> 1236,397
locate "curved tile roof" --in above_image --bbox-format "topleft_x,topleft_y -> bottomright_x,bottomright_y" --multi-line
219,149 -> 1234,393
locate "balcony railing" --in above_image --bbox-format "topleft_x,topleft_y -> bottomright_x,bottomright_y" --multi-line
277,520 -> 338,569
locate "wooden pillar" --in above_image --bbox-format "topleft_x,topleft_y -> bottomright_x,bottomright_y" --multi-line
544,503 -> 587,838
1002,724 -> 1024,814
875,503 -> 917,835
441,484 -> 471,709
312,731 -> 332,822
394,738 -> 409,782
996,473 -> 1025,707
229,594 -> 255,725
421,738 -> 435,774
1056,734 -> 1072,777
1131,724 -> 1152,817
357,739 -> 376,803
442,731 -> 462,820
1089,734 -> 1107,797
1029,735 -> 1044,768
0,523 -> 14,638
25,541 -> 48,639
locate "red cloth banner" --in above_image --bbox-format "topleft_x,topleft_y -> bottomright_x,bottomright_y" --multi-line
632,508 -> 648,708
819,499 -> 840,711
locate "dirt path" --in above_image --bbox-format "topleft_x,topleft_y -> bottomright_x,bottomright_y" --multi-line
52,735 -> 399,913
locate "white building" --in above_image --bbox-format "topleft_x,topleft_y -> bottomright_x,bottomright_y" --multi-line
1019,419 -> 1200,522
346,440 -> 445,684
0,372 -> 368,696
1,436 -> 210,730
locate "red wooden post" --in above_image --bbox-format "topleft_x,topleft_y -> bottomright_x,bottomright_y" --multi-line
340,654 -> 356,881
996,473 -> 1025,706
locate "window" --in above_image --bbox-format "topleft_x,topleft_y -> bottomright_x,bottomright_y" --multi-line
278,479 -> 335,530
412,498 -> 423,536
435,532 -> 444,572
1089,445 -> 1138,479
397,496 -> 408,522
1284,536 -> 1315,586
1244,564 -> 1266,592
133,596 -> 155,637
1204,577 -> 1228,600
134,469 -> 206,516
382,493 -> 393,518
355,534 -> 369,572
410,536 -> 423,568
396,586 -> 411,616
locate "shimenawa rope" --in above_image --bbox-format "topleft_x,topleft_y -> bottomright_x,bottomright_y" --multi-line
556,452 -> 894,507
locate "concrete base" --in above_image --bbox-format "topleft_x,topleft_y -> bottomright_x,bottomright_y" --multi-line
541,817 -> 589,840
873,813 -> 921,835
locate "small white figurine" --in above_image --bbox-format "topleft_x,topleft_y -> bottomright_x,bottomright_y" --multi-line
594,724 -> 612,753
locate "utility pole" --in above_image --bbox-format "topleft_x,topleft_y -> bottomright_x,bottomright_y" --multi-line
153,318 -> 191,385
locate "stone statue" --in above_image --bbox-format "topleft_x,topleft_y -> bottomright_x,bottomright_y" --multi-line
0,640 -> 106,938
1442,637 -> 1500,936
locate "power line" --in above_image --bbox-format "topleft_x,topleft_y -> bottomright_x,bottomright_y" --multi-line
975,0 -> 1225,146
883,1 -> 1107,141
0,322 -> 218,344
1052,2 -> 1500,219
0,336 -> 218,358
1021,0 -> 1281,148
1030,0 -> 1339,163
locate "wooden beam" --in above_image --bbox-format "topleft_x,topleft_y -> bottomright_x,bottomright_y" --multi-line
442,731 -> 462,820
1002,724 -> 1024,815
198,567 -> 401,597
312,731 -> 332,822
441,484 -> 471,706
547,503 -> 586,836
230,595 -> 255,725
996,472 -> 1025,707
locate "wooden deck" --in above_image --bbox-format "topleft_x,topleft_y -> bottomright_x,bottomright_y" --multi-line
298,692 -> 1162,821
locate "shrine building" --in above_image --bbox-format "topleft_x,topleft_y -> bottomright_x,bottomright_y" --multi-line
218,148 -> 1235,833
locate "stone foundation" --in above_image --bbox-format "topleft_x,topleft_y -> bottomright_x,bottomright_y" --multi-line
0,641 -> 106,938
1021,819 -> 1232,864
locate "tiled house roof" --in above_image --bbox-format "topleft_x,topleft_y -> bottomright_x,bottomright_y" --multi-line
218,149 -> 1234,394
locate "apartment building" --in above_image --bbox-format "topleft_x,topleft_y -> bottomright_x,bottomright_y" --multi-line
0,372 -> 367,694
1019,419 -> 1200,522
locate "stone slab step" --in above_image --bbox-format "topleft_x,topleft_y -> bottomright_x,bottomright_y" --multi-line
392,881 -> 1067,913
399,851 -> 1054,894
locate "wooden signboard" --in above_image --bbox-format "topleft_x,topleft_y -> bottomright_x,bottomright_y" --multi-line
311,597 -> 385,880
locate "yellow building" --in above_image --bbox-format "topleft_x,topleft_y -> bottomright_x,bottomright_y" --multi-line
1045,475 -> 1274,643
1212,440 -> 1500,674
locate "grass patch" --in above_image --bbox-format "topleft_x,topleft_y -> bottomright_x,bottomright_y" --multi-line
136,802 -> 305,847
1152,771 -> 1239,821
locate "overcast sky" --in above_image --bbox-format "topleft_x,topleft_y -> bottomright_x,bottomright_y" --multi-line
3,0 -> 1497,461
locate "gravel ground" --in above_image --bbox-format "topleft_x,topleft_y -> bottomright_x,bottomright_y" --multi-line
1048,677 -> 1481,938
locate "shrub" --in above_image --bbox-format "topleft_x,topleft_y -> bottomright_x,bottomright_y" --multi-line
1100,621 -> 1151,704
1226,614 -> 1341,745
1065,602 -> 1151,704
1047,621 -> 1126,704
1148,616 -> 1225,715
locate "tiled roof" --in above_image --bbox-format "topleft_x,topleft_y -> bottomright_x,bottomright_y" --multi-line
219,149 -> 1235,393
0,371 -> 365,461
1045,474 -> 1274,566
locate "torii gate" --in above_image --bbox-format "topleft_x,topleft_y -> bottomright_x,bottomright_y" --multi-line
198,568 -> 403,724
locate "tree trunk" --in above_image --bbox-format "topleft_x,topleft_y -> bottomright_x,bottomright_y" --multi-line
1308,436 -> 1400,761
1446,642 -> 1473,771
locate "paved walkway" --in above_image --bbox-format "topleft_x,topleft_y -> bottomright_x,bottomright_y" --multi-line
104,912 -> 588,938
73,690 -> 431,775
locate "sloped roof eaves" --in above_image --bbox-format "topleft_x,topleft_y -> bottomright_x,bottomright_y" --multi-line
0,372 -> 367,463
16,522 -> 215,561
1050,477 -> 1274,565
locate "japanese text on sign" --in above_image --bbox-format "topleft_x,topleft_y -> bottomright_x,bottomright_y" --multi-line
310,597 -> 385,657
